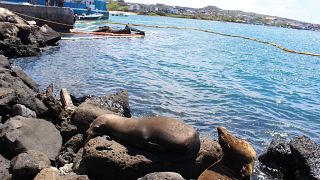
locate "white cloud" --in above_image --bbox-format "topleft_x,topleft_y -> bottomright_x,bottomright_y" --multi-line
125,0 -> 320,24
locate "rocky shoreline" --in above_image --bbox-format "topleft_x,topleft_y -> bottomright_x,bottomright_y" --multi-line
0,8 -> 319,180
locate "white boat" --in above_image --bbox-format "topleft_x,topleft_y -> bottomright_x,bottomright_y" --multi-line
76,13 -> 104,20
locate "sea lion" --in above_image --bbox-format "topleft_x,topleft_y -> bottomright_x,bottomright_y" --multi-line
198,126 -> 256,180
86,114 -> 200,160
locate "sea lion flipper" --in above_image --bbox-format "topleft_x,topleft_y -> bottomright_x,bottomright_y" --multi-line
144,141 -> 167,152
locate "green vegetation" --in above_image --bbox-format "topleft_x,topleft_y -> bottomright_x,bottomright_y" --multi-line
108,2 -> 129,11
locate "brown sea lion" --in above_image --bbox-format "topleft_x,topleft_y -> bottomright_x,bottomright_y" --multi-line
86,114 -> 200,160
198,126 -> 256,180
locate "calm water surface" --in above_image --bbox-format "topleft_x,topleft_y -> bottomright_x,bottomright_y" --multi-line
13,15 -> 320,179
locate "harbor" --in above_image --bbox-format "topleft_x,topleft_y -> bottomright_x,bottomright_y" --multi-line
0,0 -> 109,32
0,0 -> 319,179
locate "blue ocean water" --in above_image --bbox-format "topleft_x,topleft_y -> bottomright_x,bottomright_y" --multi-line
13,15 -> 320,178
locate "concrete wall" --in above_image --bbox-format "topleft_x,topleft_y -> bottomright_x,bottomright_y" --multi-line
0,3 -> 74,32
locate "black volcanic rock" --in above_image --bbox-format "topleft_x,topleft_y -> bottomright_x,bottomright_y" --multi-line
0,116 -> 62,160
290,136 -> 320,179
259,136 -> 320,180
258,138 -> 292,170
0,8 -> 61,58
81,136 -> 222,180
71,89 -> 131,134
10,150 -> 51,176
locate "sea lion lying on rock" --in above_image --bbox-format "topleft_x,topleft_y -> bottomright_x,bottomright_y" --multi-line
86,114 -> 201,160
198,126 -> 256,180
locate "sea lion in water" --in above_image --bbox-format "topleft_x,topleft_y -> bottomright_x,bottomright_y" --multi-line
86,114 -> 200,160
198,126 -> 256,180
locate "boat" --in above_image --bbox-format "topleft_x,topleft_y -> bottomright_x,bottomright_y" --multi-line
70,25 -> 145,38
1,0 -> 109,19
75,13 -> 104,20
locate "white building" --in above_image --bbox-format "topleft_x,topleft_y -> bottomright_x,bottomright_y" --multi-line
129,4 -> 141,11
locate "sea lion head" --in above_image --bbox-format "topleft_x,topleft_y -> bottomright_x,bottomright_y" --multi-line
86,114 -> 115,143
217,126 -> 256,179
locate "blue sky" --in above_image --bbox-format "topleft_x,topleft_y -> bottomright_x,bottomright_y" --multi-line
126,0 -> 320,24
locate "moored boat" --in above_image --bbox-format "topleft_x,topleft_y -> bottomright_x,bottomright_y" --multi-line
75,13 -> 103,20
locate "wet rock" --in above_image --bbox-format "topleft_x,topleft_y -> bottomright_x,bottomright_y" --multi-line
12,104 -> 37,118
290,136 -> 320,179
258,138 -> 292,170
34,167 -> 89,180
12,67 -> 39,91
58,134 -> 83,166
10,150 -> 51,176
0,116 -> 62,160
71,90 -> 131,134
0,54 -> 10,68
0,154 -> 11,180
82,136 -> 222,180
138,172 -> 185,180
259,136 -> 320,180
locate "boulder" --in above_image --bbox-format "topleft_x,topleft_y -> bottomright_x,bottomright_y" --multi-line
71,90 -> 131,134
0,54 -> 10,68
34,167 -> 60,180
0,8 -> 61,58
0,154 -> 11,180
81,136 -> 222,180
259,136 -> 320,180
258,138 -> 292,170
10,150 -> 51,176
0,62 -> 47,119
0,116 -> 62,160
12,104 -> 37,118
138,172 -> 185,180
12,67 -> 39,91
34,167 -> 89,180
34,24 -> 61,46
290,136 -> 320,179
12,80 -> 48,116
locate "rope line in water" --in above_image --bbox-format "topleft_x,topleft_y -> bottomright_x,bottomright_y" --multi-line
106,21 -> 320,57
6,10 -> 320,57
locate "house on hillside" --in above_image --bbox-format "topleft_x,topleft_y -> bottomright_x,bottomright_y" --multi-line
129,4 -> 141,11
